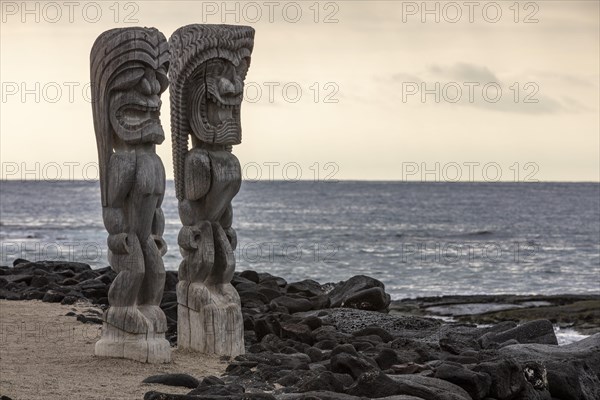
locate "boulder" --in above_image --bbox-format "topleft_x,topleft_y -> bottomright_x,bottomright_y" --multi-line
42,290 -> 64,303
142,373 -> 200,389
499,333 -> 600,400
329,275 -> 391,311
479,320 -> 557,348
434,362 -> 491,400
271,296 -> 313,313
298,371 -> 345,393
330,353 -> 378,379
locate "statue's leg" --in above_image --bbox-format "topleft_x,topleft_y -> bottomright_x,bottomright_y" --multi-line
104,234 -> 147,333
178,221 -> 214,352
137,236 -> 168,334
187,223 -> 244,356
214,223 -> 244,356
96,234 -> 169,362
176,229 -> 192,349
206,223 -> 235,286
176,259 -> 191,350
224,296 -> 245,357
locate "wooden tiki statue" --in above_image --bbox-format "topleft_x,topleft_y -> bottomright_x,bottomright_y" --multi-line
169,24 -> 255,356
91,27 -> 171,363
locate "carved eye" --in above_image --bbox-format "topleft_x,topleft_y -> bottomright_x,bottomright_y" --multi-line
237,58 -> 250,80
112,68 -> 145,90
156,65 -> 169,94
210,59 -> 226,75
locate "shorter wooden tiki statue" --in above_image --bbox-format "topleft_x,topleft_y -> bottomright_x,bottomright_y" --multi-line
169,24 -> 255,356
91,27 -> 171,363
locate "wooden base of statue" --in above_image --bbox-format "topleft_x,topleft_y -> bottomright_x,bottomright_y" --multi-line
95,324 -> 171,363
94,305 -> 171,363
177,281 -> 244,357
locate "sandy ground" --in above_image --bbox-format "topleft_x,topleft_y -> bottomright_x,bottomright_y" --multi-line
0,300 -> 227,400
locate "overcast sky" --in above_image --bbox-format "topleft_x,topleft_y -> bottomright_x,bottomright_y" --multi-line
1,1 -> 598,181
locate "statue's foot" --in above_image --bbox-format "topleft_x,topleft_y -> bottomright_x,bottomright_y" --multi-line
138,305 -> 168,333
95,323 -> 171,363
96,305 -> 170,363
186,281 -> 213,310
104,306 -> 149,334
221,283 -> 241,304
224,302 -> 245,356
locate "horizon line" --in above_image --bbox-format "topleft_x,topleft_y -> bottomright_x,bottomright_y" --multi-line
1,179 -> 599,184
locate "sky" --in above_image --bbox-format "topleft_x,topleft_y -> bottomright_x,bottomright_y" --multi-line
1,0 -> 599,182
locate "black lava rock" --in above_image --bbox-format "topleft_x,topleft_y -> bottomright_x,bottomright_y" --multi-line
143,373 -> 200,389
328,275 -> 391,311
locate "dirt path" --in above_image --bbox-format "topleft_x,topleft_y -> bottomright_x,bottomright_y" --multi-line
0,300 -> 226,400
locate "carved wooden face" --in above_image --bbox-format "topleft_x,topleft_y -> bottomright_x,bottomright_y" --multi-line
108,65 -> 169,145
188,57 -> 250,145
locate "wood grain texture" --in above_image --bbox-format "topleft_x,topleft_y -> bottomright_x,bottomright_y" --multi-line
91,27 -> 171,363
169,24 -> 254,357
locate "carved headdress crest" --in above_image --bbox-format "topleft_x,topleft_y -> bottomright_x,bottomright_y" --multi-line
90,27 -> 169,206
169,24 -> 255,201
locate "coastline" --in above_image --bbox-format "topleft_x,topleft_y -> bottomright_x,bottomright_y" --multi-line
1,260 -> 599,399
390,294 -> 600,337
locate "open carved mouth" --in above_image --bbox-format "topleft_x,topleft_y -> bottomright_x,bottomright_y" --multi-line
205,92 -> 240,128
116,104 -> 161,129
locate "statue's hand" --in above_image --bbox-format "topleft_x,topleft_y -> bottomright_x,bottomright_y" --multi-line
224,227 -> 237,250
153,235 -> 168,256
107,233 -> 130,254
178,225 -> 199,251
221,283 -> 240,303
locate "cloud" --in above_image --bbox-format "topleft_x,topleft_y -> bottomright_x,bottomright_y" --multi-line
384,63 -> 595,115
391,72 -> 423,83
429,63 -> 499,83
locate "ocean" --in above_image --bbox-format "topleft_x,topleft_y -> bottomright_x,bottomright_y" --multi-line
1,180 -> 599,300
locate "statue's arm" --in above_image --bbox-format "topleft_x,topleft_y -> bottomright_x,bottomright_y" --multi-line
220,203 -> 237,250
152,183 -> 168,256
178,149 -> 212,250
103,152 -> 135,254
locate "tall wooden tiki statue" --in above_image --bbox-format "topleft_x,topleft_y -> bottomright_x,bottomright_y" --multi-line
91,27 -> 171,363
169,24 -> 254,356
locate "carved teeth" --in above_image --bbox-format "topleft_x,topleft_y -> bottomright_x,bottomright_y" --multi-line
117,105 -> 159,129
207,92 -> 240,109
217,106 -> 232,121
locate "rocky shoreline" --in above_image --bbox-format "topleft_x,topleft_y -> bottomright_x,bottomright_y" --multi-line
390,294 -> 600,336
1,259 -> 599,399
